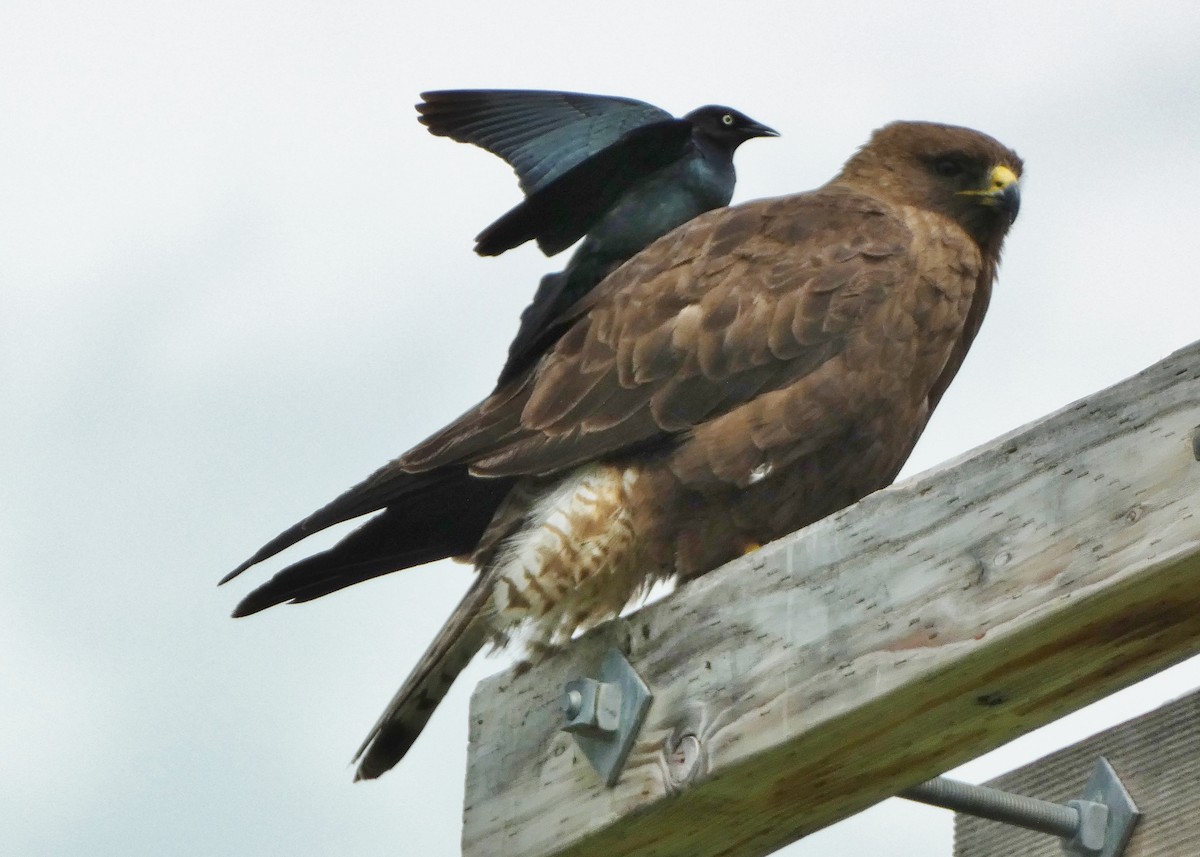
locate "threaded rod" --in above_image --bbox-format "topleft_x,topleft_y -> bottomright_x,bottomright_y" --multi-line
900,776 -> 1080,839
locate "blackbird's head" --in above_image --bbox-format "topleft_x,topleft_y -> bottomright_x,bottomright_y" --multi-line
685,105 -> 780,152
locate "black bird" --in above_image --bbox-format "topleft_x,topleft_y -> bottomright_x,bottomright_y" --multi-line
417,89 -> 779,383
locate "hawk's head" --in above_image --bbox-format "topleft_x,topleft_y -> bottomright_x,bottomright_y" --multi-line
839,121 -> 1023,257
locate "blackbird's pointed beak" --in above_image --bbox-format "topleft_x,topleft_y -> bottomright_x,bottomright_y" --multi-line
746,120 -> 780,139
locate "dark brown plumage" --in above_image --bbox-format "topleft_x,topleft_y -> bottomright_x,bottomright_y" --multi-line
223,121 -> 1022,780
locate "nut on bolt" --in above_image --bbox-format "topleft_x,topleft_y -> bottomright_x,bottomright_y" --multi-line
561,677 -> 621,738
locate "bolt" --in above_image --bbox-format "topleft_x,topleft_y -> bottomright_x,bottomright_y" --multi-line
561,677 -> 620,738
561,688 -> 583,720
1067,799 -> 1109,853
901,777 -> 1080,840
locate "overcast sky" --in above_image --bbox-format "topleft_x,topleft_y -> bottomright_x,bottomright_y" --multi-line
5,1 -> 1200,854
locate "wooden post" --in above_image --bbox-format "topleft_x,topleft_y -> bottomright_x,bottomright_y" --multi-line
955,688 -> 1200,856
462,341 -> 1200,857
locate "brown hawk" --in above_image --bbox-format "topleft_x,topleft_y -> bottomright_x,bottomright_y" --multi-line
222,121 -> 1023,780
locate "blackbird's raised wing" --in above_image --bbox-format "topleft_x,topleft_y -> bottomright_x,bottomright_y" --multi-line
472,118 -> 693,256
417,89 -> 673,195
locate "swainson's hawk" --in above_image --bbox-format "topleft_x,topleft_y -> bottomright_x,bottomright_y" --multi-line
223,120 -> 1022,780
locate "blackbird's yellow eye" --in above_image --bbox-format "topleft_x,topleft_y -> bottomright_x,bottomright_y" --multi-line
722,113 -> 735,126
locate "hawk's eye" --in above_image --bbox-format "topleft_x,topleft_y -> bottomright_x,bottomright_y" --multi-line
934,158 -> 964,178
722,113 -> 735,126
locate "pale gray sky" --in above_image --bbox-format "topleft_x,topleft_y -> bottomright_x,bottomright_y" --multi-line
5,1 -> 1200,854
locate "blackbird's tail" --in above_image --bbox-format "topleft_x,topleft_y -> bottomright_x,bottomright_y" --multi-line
224,466 -> 513,616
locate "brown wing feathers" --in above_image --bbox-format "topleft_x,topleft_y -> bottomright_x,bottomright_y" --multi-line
402,196 -> 903,481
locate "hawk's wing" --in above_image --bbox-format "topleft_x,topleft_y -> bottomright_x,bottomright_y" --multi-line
403,186 -> 921,485
223,187 -> 932,590
417,89 -> 674,194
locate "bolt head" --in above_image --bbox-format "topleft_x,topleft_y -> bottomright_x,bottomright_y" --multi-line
561,688 -> 583,720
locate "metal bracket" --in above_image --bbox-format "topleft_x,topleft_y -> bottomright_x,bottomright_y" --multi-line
1070,757 -> 1139,857
560,648 -> 653,787
900,757 -> 1139,856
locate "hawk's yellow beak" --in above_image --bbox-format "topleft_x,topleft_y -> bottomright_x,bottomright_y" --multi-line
960,164 -> 1021,222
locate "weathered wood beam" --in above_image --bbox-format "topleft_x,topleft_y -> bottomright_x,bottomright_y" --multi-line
462,340 -> 1200,857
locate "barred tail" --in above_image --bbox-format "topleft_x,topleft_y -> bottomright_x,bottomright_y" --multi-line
352,577 -> 492,780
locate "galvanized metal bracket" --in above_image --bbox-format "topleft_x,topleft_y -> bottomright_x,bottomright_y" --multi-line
900,756 -> 1139,857
560,648 -> 653,787
1069,757 -> 1139,857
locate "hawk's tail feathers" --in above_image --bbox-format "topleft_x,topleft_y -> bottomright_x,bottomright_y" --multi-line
352,576 -> 493,780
